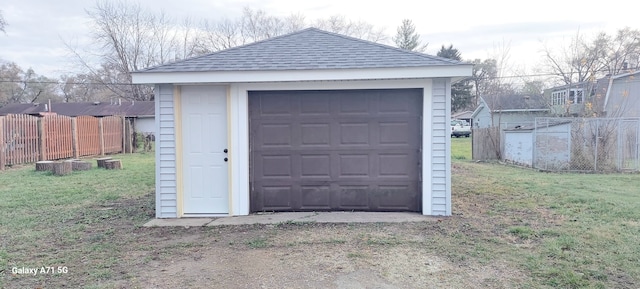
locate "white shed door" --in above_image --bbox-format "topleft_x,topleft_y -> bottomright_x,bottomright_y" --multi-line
181,86 -> 228,215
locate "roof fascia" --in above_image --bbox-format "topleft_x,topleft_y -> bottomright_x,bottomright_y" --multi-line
132,65 -> 473,84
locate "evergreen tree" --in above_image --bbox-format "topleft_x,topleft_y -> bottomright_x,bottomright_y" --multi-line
437,45 -> 473,112
393,19 -> 424,51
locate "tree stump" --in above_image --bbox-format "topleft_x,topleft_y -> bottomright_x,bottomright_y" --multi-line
52,161 -> 73,176
104,159 -> 122,170
35,161 -> 55,171
96,157 -> 113,168
72,161 -> 92,171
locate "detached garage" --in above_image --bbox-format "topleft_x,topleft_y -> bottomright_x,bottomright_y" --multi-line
132,28 -> 472,218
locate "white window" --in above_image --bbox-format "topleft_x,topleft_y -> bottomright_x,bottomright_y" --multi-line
552,90 -> 567,105
552,88 -> 583,105
573,89 -> 583,104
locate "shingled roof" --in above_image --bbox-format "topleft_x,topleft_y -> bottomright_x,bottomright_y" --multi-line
482,94 -> 549,111
0,101 -> 154,117
139,28 -> 462,73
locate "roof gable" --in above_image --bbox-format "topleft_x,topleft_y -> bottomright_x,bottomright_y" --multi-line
139,28 -> 463,73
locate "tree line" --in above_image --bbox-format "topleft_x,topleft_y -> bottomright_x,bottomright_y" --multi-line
1,2 -> 639,114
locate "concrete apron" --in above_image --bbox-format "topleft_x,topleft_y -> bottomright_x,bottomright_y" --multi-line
143,212 -> 437,227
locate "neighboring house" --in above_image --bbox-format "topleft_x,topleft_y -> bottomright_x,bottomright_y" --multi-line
0,101 -> 155,134
132,28 -> 472,218
544,70 -> 640,117
452,110 -> 473,126
544,81 -> 594,116
471,94 -> 551,129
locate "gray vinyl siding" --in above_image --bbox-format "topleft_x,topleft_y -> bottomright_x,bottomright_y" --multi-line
431,79 -> 451,215
474,103 -> 492,128
155,84 -> 178,218
608,75 -> 640,117
494,111 -> 549,129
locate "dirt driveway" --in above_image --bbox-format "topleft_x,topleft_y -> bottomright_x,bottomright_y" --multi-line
125,221 -> 524,289
6,163 -> 536,289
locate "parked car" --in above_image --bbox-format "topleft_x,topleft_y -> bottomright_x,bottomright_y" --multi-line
451,119 -> 471,137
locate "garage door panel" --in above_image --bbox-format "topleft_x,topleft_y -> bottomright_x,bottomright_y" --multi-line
249,89 -> 422,212
339,92 -> 371,114
376,185 -> 416,209
339,154 -> 370,177
379,153 -> 414,177
379,121 -> 412,145
339,122 -> 370,145
255,93 -> 293,116
338,185 -> 370,207
300,95 -> 331,115
378,94 -> 413,114
257,123 -> 293,148
301,185 -> 331,209
260,155 -> 292,178
300,123 -> 331,146
262,185 -> 293,208
300,154 -> 331,177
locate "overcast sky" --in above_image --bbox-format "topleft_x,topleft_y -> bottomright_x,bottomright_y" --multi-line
1,0 -> 638,78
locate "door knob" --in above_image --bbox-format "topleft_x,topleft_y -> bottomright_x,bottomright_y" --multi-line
223,149 -> 228,153
224,157 -> 228,162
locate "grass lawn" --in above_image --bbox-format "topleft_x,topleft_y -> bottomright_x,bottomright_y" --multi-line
1,153 -> 155,288
1,144 -> 639,288
451,136 -> 472,160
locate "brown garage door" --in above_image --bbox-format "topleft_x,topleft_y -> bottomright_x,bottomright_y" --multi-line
249,89 -> 422,212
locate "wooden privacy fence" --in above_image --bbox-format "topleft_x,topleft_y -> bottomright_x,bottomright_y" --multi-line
1,114 -> 128,170
76,116 -> 101,156
43,115 -> 74,160
472,127 -> 502,161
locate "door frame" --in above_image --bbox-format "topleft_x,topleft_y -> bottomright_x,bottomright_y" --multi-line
229,79 -> 434,216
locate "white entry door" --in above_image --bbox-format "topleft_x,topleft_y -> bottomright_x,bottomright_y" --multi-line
181,86 -> 229,215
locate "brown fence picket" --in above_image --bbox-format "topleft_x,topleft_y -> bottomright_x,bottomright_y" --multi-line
102,116 -> 123,154
0,116 -> 5,170
2,114 -> 39,165
76,116 -> 101,157
43,115 -> 74,160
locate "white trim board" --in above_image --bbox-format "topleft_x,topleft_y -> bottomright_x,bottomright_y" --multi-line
132,66 -> 472,84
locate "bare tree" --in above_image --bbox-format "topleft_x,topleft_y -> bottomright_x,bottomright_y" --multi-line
542,30 -> 604,85
599,27 -> 640,75
0,61 -> 60,105
68,0 -> 198,100
59,73 -> 115,102
62,3 -> 389,102
541,27 -> 640,86
0,9 -> 7,33
314,15 -> 387,42
193,8 -> 387,55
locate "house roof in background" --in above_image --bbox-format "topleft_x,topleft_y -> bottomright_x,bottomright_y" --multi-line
545,70 -> 640,92
452,110 -> 473,119
0,101 -> 154,117
503,119 -> 572,131
481,94 -> 549,112
137,28 -> 464,73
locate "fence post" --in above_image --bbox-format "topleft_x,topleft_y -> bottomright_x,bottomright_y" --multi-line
121,116 -> 126,154
99,117 -> 105,156
38,117 -> 46,161
0,116 -> 5,170
71,117 -> 79,159
124,118 -> 133,153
